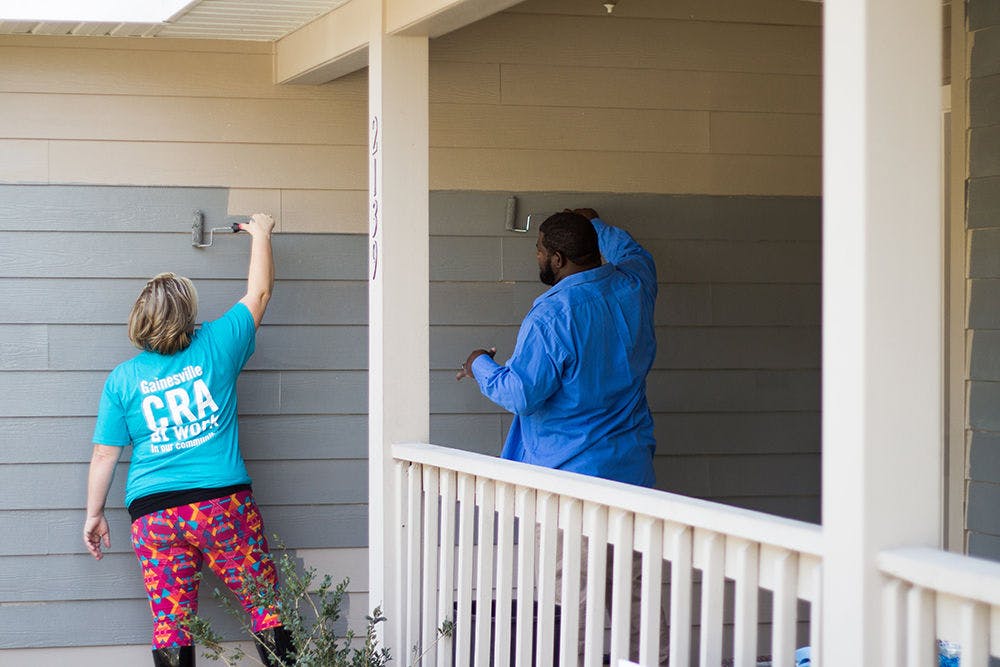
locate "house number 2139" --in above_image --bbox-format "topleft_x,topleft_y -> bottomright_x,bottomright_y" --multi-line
369,115 -> 380,281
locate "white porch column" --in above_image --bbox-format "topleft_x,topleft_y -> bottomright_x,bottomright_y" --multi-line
367,0 -> 430,655
822,0 -> 942,664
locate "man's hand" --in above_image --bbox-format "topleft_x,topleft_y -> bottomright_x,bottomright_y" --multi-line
83,513 -> 110,561
565,207 -> 599,221
456,347 -> 496,381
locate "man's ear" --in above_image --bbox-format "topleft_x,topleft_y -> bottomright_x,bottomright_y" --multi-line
551,250 -> 567,269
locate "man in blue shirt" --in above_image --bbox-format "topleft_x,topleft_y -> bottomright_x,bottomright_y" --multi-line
457,208 -> 657,487
457,208 -> 663,664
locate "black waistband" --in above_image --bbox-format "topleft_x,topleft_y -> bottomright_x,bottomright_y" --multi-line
128,484 -> 252,522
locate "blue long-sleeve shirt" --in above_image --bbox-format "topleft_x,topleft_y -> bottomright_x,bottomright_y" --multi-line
472,217 -> 658,487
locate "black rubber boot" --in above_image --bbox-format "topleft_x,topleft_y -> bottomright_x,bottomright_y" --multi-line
254,625 -> 295,666
152,646 -> 195,667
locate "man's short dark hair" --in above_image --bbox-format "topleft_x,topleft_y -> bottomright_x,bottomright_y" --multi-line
538,212 -> 600,266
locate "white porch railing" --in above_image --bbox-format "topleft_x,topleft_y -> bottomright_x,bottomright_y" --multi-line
878,547 -> 1000,665
391,443 -> 823,667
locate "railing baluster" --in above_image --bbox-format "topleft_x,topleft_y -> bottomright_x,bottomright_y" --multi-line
394,461 -> 408,664
726,538 -> 759,667
537,491 -> 559,667
695,529 -> 724,667
959,599 -> 989,667
436,470 -> 457,667
635,515 -> 663,667
421,466 -> 440,667
664,522 -> 692,667
407,463 -> 423,664
763,545 -> 797,667
881,578 -> 906,667
455,473 -> 475,667
559,497 -> 583,667
473,478 -> 496,667
494,482 -> 515,667
514,486 -> 537,667
798,555 -> 822,667
905,585 -> 934,667
609,508 -> 635,667
583,502 -> 609,667
992,605 -> 1000,661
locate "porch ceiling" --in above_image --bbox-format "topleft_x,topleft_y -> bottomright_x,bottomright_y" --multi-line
0,0 -> 351,41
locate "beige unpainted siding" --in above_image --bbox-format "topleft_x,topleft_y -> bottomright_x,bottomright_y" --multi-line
0,0 -> 821,235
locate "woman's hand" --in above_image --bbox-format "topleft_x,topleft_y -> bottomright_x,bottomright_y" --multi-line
240,212 -> 276,237
83,512 -> 111,561
84,444 -> 121,561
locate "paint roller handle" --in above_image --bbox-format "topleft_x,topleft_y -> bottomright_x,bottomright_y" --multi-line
228,215 -> 251,232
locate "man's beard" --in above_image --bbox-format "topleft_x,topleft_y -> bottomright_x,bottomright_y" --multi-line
539,263 -> 556,286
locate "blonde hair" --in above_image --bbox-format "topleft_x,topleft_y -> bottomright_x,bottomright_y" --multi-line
128,273 -> 199,354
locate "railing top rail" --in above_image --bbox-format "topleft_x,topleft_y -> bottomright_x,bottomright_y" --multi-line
877,546 -> 1000,607
393,442 -> 822,556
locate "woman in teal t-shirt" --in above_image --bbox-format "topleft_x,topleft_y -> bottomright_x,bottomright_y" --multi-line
83,213 -> 292,667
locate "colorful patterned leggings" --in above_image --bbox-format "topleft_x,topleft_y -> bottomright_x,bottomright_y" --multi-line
130,490 -> 281,648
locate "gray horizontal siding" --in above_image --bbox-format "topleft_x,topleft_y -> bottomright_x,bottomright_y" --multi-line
968,481 -> 1000,534
970,381 -> 1000,431
432,282 -> 822,326
2,277 -> 820,327
967,176 -> 1000,229
0,460 -> 367,509
429,369 -> 820,414
0,231 -> 365,280
967,11 -> 1000,561
656,326 -> 819,369
1,324 -> 368,371
500,236 -> 820,283
431,413 -> 507,455
0,370 -> 368,417
970,125 -> 1000,178
654,453 -> 820,499
4,322 -> 820,375
0,230 -> 533,284
0,185 -> 822,649
967,280 -> 1000,329
970,330 -> 1000,380
431,191 -> 822,241
653,412 -> 820,455
971,0 -> 1000,31
971,25 -> 1000,80
717,495 -> 820,523
970,431 -> 1000,483
970,74 -> 1000,129
0,505 -> 367,557
969,531 -> 1000,561
0,278 -> 368,325
971,229 -> 1000,278
0,593 -> 369,649
431,325 -> 821,370
0,414 -> 500,463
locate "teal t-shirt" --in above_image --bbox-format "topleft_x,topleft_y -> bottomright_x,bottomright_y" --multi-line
93,302 -> 256,507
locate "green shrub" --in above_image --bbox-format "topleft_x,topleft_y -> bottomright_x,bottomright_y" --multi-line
182,540 -> 391,667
